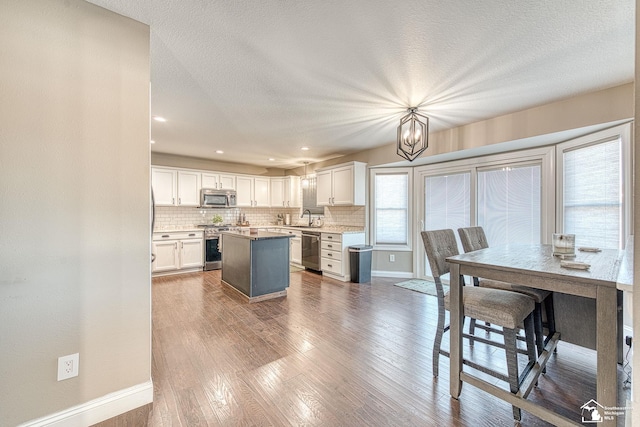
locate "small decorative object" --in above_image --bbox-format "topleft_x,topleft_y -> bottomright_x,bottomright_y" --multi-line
397,107 -> 429,162
211,214 -> 223,225
249,227 -> 258,234
552,233 -> 575,257
560,260 -> 590,270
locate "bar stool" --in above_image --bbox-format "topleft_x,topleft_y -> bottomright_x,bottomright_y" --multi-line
421,229 -> 537,422
457,226 -> 557,358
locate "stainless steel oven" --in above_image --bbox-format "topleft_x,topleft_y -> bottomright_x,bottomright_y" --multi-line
202,225 -> 238,270
302,231 -> 321,271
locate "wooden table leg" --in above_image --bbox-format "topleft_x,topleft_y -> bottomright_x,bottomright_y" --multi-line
449,263 -> 463,399
597,285 -> 618,426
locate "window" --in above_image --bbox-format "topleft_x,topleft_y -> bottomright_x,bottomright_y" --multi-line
477,164 -> 541,246
415,146 -> 554,280
302,175 -> 323,215
557,125 -> 631,249
371,169 -> 411,249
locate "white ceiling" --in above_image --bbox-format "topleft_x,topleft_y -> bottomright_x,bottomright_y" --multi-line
88,0 -> 634,169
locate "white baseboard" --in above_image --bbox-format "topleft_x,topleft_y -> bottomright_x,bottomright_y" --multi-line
20,381 -> 153,427
372,270 -> 414,279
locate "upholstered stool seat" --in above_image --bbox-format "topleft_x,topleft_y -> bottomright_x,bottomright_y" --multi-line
478,279 -> 550,304
444,287 -> 534,330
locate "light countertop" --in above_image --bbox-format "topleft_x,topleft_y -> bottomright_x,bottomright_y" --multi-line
222,229 -> 294,241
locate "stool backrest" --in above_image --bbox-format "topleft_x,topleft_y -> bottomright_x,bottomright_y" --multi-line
421,229 -> 459,280
458,226 -> 489,253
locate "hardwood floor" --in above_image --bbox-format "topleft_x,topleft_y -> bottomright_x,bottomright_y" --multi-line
95,270 -> 630,426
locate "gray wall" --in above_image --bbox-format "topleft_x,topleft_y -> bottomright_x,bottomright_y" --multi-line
0,1 -> 151,425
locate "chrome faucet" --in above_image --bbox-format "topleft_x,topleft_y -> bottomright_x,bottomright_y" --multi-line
301,209 -> 312,226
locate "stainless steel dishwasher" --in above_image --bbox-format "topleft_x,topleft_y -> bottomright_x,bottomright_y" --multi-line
301,231 -> 321,271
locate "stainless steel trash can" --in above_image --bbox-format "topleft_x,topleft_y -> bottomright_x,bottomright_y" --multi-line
348,245 -> 373,283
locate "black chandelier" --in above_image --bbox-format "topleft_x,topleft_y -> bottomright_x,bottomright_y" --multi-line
397,107 -> 429,162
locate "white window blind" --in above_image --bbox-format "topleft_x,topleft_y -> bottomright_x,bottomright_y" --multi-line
374,173 -> 408,245
424,173 -> 470,232
477,165 -> 541,246
424,173 -> 470,278
563,138 -> 622,249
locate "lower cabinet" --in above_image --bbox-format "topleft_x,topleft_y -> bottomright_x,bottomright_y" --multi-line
320,232 -> 365,282
152,231 -> 204,275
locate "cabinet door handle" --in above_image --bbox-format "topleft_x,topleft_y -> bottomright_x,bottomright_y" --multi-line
178,198 -> 181,205
181,242 -> 184,249
172,198 -> 175,204
283,201 -> 285,207
174,242 -> 178,249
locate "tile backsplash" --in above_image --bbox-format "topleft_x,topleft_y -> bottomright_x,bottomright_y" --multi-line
154,205 -> 365,230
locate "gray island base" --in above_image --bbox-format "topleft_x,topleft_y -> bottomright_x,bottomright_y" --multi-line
221,230 -> 292,303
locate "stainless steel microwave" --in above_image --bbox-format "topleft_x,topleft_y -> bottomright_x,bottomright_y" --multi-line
200,188 -> 237,208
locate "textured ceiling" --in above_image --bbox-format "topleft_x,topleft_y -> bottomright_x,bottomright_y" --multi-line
88,0 -> 634,169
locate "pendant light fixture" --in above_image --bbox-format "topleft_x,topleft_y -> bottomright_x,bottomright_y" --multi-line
301,161 -> 310,189
397,107 -> 429,162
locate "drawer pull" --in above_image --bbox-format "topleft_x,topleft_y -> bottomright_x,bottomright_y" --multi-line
189,233 -> 196,237
327,244 -> 333,248
327,253 -> 332,257
328,264 -> 333,268
162,234 -> 170,238
327,236 -> 333,239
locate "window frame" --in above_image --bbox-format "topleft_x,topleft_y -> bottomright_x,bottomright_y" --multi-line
369,167 -> 413,251
555,123 -> 632,249
413,146 -> 554,279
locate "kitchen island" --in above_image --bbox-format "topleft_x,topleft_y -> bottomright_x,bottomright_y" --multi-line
220,230 -> 292,302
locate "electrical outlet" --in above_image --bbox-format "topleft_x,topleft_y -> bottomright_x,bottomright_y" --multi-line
389,254 -> 395,262
626,336 -> 633,347
57,353 -> 79,381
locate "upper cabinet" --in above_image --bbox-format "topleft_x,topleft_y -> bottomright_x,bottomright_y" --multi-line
202,173 -> 236,191
152,167 -> 177,206
316,161 -> 367,206
270,176 -> 301,208
152,167 -> 201,206
236,175 -> 270,207
152,165 -> 305,209
176,170 -> 201,206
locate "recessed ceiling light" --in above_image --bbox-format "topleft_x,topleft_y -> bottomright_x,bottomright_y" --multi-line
268,158 -> 275,161
153,116 -> 166,122
150,140 -> 155,144
301,147 -> 310,151
215,150 -> 224,154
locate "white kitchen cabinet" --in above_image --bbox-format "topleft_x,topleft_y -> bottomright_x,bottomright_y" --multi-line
320,231 -> 365,282
152,239 -> 180,272
177,170 -> 201,206
202,172 -> 236,190
290,234 -> 302,265
278,228 -> 303,265
152,231 -> 204,275
152,167 -> 200,206
316,161 -> 366,206
270,176 -> 301,207
236,175 -> 270,207
151,167 -> 177,206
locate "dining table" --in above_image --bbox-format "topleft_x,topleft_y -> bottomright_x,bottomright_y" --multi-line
447,244 -> 625,426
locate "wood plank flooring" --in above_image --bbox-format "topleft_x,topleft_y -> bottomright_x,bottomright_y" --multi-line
95,270 -> 631,426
